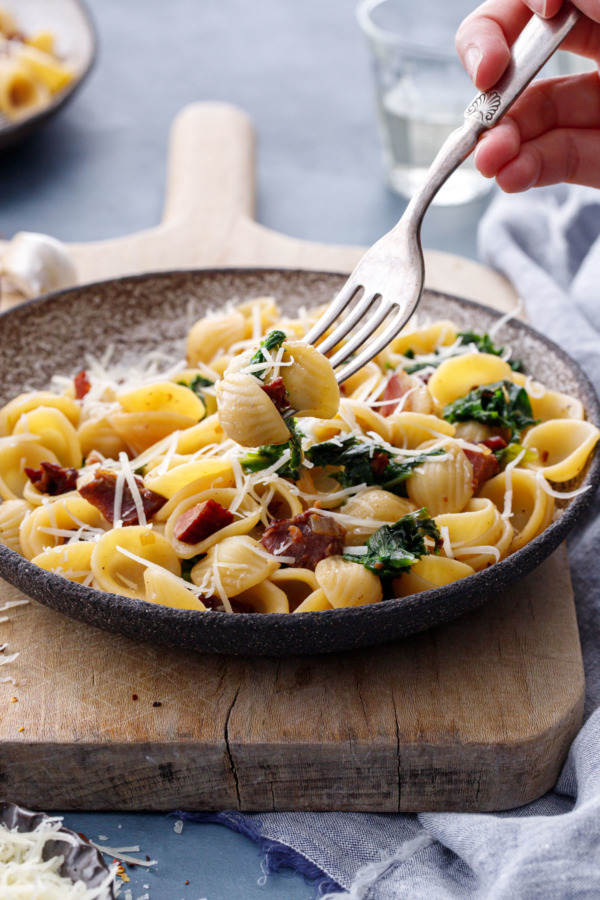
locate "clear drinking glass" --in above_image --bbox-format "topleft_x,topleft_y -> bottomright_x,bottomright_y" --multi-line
357,0 -> 493,206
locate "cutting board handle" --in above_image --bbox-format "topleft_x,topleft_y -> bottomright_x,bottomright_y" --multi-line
161,102 -> 255,228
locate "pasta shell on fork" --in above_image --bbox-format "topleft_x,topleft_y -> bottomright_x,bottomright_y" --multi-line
216,371 -> 290,446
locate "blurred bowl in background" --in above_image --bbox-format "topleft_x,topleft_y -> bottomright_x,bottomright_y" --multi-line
0,0 -> 96,150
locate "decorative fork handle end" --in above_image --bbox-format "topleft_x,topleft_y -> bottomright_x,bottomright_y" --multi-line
464,1 -> 581,130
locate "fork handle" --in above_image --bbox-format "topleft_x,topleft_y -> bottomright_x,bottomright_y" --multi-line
404,1 -> 581,223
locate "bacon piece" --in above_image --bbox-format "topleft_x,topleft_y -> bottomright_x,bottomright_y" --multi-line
25,461 -> 79,496
261,377 -> 289,413
380,371 -> 415,417
174,499 -> 234,544
79,469 -> 167,525
74,370 -> 91,400
261,510 -> 346,571
463,448 -> 500,490
481,436 -> 508,452
370,451 -> 390,478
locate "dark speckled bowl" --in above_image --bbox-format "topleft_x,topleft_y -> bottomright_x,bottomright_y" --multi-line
0,801 -> 114,896
0,268 -> 598,655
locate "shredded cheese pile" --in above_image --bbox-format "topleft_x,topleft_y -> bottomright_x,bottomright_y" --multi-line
0,820 -> 116,899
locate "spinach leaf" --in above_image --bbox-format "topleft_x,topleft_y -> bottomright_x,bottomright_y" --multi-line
181,554 -> 204,583
188,374 -> 214,392
443,380 -> 537,439
404,360 -> 435,375
346,508 -> 441,578
286,418 -> 303,477
178,374 -> 214,406
248,330 -> 287,380
239,418 -> 303,480
305,436 -> 444,497
457,330 -> 524,372
497,442 -> 538,467
399,330 -> 524,375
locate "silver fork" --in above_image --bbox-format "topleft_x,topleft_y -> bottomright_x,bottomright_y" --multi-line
304,1 -> 580,384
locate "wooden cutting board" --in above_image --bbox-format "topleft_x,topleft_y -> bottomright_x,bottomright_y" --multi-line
0,103 -> 584,812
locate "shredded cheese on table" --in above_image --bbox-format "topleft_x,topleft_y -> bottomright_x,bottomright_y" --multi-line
0,819 -> 116,899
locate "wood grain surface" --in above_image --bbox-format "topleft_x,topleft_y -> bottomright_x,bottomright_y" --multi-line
0,102 -> 584,812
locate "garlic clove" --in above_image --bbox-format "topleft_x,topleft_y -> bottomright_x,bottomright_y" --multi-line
0,231 -> 77,298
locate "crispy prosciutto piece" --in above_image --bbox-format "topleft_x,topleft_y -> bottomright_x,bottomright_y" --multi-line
370,451 -> 390,478
174,499 -> 234,544
260,377 -> 289,413
481,436 -> 508,452
25,461 -> 79,496
74,370 -> 91,400
261,510 -> 346,571
463,448 -> 500,490
79,469 -> 167,525
380,371 -> 415,417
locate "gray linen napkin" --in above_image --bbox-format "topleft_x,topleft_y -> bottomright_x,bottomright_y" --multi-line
184,185 -> 600,898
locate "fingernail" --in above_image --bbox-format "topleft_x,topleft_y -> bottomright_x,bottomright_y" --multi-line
528,0 -> 548,15
465,47 -> 483,82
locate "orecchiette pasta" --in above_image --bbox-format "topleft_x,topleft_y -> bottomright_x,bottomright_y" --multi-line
0,299 -> 597,618
406,439 -> 474,516
90,526 -> 181,600
315,557 -> 383,608
0,10 -> 75,122
216,371 -> 291,447
427,353 -> 513,408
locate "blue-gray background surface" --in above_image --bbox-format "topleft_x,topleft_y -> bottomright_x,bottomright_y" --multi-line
0,0 -> 489,257
2,1 -> 492,897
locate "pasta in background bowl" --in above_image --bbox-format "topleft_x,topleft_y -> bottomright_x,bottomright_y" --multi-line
0,0 -> 95,149
0,268 -> 598,655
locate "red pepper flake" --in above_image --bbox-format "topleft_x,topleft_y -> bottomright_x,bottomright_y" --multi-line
74,370 -> 91,399
152,701 -> 162,708
132,694 -> 138,701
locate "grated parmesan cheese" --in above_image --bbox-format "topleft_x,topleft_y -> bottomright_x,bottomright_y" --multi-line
439,525 -> 453,559
0,819 -> 117,899
89,841 -> 157,868
501,449 -> 527,520
535,470 -> 591,500
118,453 -> 147,527
453,544 -> 501,562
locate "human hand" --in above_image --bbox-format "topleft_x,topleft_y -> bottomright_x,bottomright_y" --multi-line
456,0 -> 600,191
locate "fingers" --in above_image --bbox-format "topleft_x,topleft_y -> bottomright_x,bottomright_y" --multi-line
473,71 -> 600,179
524,0 -> 564,17
495,129 -> 600,190
504,72 -> 600,142
456,0 -> 600,92
474,120 -> 522,177
456,0 -> 533,89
